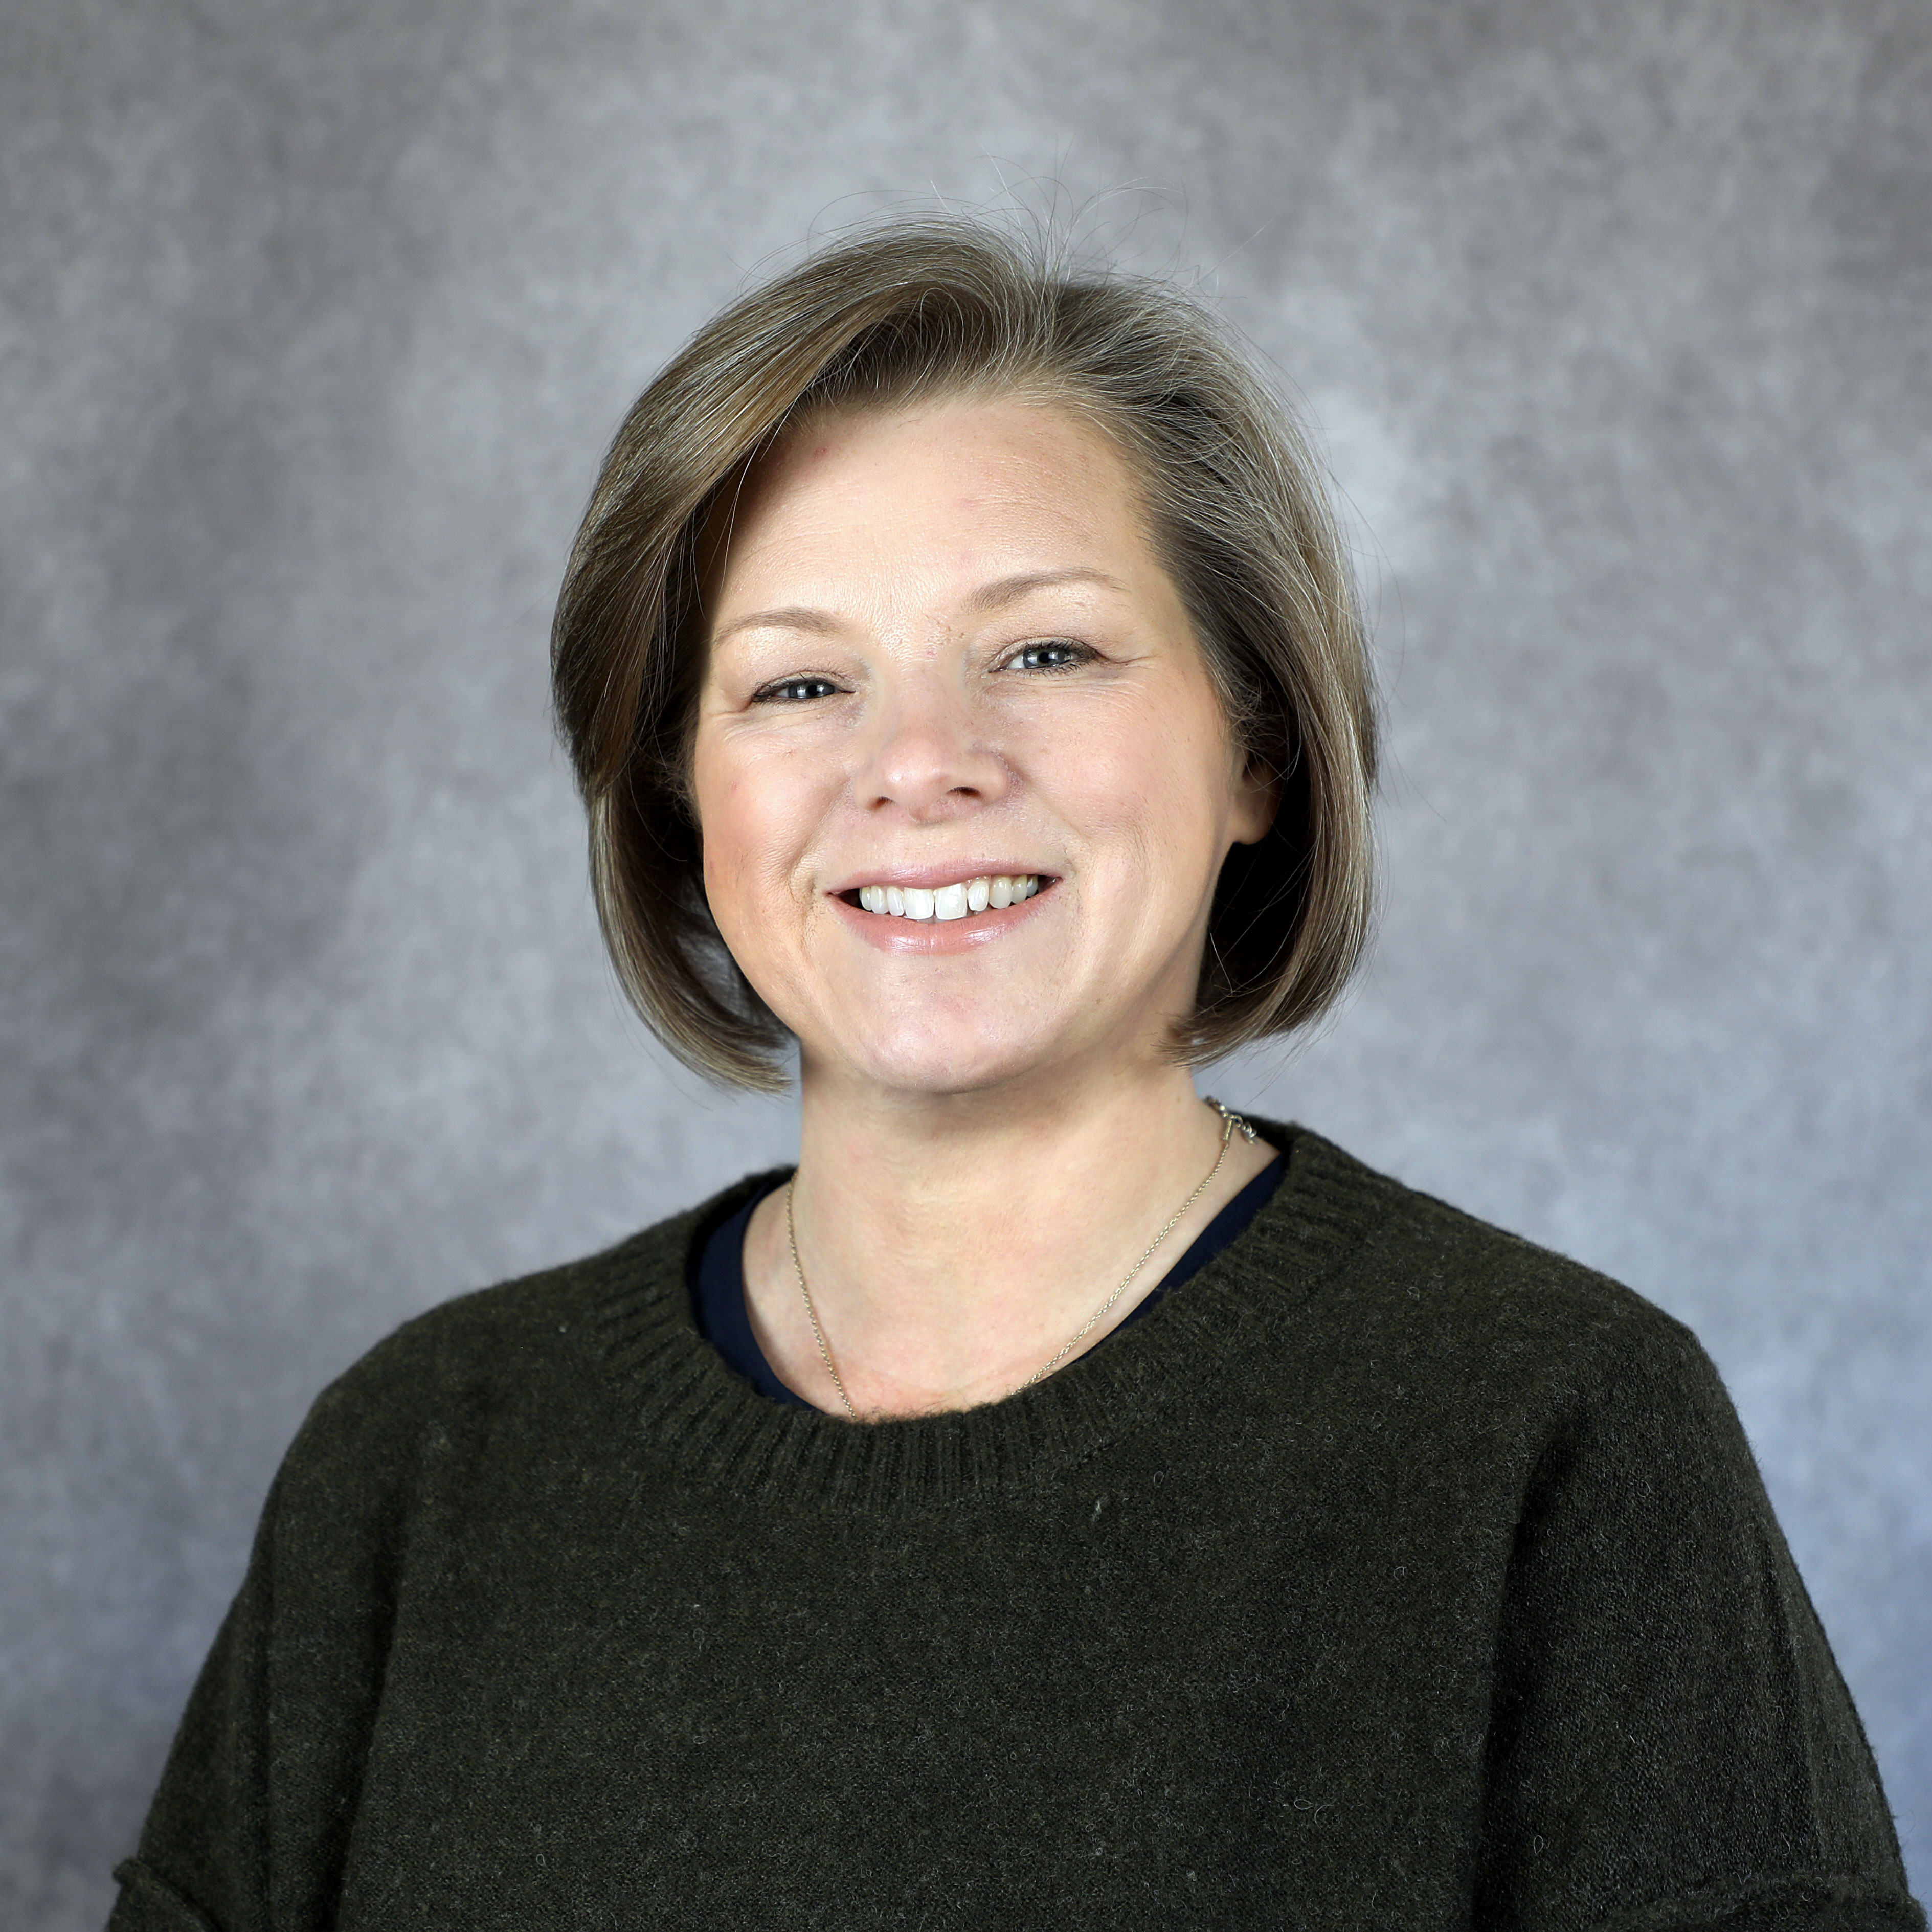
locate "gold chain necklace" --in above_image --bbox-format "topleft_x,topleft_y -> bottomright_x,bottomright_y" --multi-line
785,1099 -> 1257,1423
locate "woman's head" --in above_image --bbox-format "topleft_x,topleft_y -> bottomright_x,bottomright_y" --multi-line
553,219 -> 1377,1093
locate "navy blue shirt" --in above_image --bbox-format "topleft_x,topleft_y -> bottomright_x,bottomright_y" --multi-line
692,1153 -> 1286,1410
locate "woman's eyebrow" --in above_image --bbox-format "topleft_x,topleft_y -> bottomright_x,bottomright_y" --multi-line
713,568 -> 1128,646
712,605 -> 842,645
965,566 -> 1128,612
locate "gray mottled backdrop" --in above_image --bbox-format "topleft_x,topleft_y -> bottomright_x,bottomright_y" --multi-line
3,0 -> 1927,1922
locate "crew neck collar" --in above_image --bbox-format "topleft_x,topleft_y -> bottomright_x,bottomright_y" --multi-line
588,1120 -> 1390,1515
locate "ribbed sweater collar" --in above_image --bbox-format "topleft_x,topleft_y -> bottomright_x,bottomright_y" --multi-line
588,1120 -> 1391,1514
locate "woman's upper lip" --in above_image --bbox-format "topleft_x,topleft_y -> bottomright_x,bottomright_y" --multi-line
825,862 -> 1057,893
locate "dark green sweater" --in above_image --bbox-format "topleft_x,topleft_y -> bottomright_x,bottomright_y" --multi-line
109,1126 -> 1922,1931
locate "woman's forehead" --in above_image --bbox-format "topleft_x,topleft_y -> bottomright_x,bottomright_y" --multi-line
709,398 -> 1159,626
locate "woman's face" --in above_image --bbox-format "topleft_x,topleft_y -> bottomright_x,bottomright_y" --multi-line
691,396 -> 1273,1100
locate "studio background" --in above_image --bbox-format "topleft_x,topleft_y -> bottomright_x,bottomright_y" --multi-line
3,0 -> 1927,1923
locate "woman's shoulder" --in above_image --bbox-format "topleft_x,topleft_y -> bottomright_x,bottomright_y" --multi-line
1258,1123 -> 1722,1424
1240,1127 -> 1775,1568
276,1176 -> 771,1492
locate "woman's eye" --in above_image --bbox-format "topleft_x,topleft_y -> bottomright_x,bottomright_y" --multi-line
753,675 -> 843,704
1003,640 -> 1092,673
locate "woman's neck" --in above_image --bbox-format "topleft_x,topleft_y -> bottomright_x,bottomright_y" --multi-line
739,1061 -> 1276,1419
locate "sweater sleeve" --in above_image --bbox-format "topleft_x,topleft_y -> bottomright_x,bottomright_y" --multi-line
106,1330 -> 428,1932
1472,1312 -> 1922,1932
106,1503 -> 277,1932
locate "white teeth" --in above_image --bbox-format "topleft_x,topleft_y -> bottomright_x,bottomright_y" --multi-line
855,874 -> 1042,919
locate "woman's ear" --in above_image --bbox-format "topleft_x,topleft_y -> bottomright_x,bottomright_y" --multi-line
1229,752 -> 1280,847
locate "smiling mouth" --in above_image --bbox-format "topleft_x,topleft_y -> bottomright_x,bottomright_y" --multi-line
841,874 -> 1051,922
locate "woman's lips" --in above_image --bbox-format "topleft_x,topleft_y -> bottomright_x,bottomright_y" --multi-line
829,875 -> 1058,953
852,872 -> 1043,922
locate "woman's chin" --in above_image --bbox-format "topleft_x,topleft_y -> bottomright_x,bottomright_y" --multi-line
808,1013 -> 1076,1100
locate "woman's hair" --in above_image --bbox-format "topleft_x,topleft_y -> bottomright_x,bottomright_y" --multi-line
552,217 -> 1377,1091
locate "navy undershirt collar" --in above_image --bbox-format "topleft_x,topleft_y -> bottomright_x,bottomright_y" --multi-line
691,1152 -> 1286,1411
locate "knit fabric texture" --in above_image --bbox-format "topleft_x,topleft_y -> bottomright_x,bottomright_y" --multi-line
108,1125 -> 1924,1931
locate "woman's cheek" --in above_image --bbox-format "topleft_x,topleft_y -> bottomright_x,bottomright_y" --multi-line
697,765 -> 762,940
702,743 -> 814,950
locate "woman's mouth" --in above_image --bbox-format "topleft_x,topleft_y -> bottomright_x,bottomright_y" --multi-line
841,874 -> 1049,923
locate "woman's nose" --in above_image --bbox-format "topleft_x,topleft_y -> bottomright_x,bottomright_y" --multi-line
856,689 -> 1009,821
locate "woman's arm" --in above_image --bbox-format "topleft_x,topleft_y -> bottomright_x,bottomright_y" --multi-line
107,1327 -> 430,1932
1473,1320 -> 1920,1930
109,1502 -> 278,1932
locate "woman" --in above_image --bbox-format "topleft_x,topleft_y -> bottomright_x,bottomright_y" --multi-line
110,222 -> 1921,1930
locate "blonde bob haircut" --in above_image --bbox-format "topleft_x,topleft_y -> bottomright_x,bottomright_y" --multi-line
552,218 -> 1377,1092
